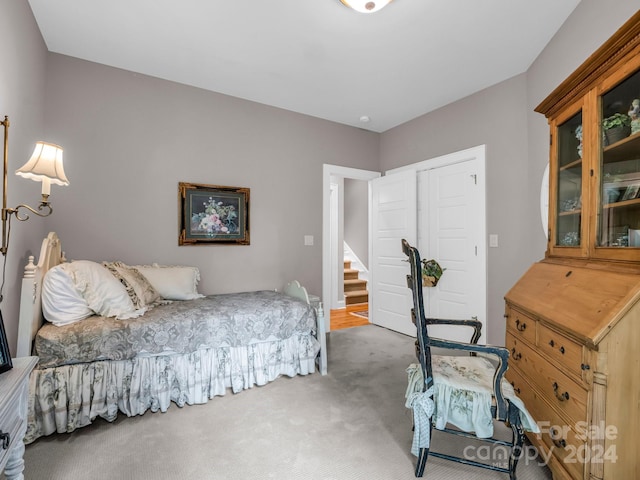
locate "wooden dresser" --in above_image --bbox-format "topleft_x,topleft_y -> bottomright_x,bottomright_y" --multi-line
0,356 -> 37,480
505,11 -> 640,480
505,262 -> 640,479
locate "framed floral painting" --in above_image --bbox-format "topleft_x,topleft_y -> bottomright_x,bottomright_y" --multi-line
179,182 -> 250,245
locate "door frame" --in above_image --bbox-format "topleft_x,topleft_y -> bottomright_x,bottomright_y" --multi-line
322,164 -> 380,332
322,145 -> 486,334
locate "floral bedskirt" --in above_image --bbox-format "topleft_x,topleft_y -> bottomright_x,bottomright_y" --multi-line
26,333 -> 320,444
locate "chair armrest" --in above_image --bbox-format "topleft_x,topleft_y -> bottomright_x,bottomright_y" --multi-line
425,317 -> 482,344
428,337 -> 511,420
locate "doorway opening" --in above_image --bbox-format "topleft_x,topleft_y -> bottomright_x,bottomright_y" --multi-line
322,165 -> 380,332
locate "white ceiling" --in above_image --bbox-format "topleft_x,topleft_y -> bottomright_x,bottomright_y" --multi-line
28,0 -> 581,133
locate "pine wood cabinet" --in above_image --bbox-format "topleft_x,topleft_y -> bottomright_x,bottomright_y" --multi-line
505,11 -> 640,480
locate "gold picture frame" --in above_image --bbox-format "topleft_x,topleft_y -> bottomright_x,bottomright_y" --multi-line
179,182 -> 250,245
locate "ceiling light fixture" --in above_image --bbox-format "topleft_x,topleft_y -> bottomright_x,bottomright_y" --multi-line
339,0 -> 393,14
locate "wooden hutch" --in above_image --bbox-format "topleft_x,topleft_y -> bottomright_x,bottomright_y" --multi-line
505,11 -> 640,480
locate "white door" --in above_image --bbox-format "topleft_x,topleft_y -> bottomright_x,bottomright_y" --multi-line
418,158 -> 486,343
370,170 -> 417,336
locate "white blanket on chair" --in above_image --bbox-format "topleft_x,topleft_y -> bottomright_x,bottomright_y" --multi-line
405,356 -> 539,455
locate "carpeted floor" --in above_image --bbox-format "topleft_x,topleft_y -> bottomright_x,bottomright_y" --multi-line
20,325 -> 552,480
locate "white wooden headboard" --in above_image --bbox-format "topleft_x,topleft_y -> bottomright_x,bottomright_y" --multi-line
16,232 -> 65,357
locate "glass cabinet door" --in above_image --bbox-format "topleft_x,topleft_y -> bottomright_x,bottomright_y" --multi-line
598,68 -> 640,250
555,111 -> 583,249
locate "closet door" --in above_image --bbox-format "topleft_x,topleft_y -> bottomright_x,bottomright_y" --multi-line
370,170 -> 417,336
418,159 -> 486,343
369,146 -> 486,339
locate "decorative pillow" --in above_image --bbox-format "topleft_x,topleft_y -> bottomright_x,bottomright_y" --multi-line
61,260 -> 143,319
134,264 -> 205,300
42,264 -> 94,326
102,261 -> 163,309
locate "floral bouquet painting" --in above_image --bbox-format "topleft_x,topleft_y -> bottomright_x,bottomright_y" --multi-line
192,196 -> 239,235
179,182 -> 250,245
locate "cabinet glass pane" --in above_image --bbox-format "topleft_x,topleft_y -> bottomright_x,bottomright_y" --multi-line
598,69 -> 640,247
556,112 -> 582,247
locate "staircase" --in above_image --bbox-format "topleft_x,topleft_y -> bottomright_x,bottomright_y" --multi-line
344,260 -> 368,305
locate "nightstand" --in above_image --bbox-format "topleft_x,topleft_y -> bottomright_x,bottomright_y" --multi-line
0,356 -> 37,480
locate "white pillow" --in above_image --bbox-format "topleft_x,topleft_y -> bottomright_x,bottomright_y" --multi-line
62,260 -> 143,319
134,264 -> 205,300
42,264 -> 94,326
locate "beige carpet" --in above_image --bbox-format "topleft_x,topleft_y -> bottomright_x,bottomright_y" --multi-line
21,325 -> 552,480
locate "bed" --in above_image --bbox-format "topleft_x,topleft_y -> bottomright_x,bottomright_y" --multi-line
15,232 -> 327,444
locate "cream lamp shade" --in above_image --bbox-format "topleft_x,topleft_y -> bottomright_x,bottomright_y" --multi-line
339,0 -> 393,13
15,141 -> 69,195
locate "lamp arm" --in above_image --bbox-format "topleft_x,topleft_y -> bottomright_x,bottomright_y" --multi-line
0,202 -> 53,254
5,201 -> 53,221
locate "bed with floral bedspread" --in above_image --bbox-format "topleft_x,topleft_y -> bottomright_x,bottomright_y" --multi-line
17,233 -> 324,444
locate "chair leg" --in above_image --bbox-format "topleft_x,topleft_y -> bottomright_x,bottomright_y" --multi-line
415,447 -> 429,477
508,419 -> 525,480
414,423 -> 432,477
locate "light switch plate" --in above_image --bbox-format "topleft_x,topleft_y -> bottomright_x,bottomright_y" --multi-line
304,235 -> 314,246
489,234 -> 499,248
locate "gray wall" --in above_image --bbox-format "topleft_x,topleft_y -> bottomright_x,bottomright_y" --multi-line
0,1 -> 49,353
41,54 -> 380,309
379,1 -> 639,344
344,178 -> 368,269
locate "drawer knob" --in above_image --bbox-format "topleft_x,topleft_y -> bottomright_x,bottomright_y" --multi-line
510,348 -> 522,361
548,340 -> 566,354
552,438 -> 567,449
553,382 -> 570,402
549,428 -> 567,449
515,319 -> 527,332
581,363 -> 590,370
0,431 -> 9,450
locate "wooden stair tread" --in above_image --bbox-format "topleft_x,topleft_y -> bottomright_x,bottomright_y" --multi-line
343,258 -> 368,305
345,289 -> 368,296
344,279 -> 367,287
345,290 -> 369,305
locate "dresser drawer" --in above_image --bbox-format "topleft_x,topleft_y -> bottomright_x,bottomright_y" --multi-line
538,409 -> 586,480
0,381 -> 27,470
537,324 -> 584,379
505,367 -> 545,426
506,367 -> 585,480
505,305 -> 536,345
506,333 -> 587,426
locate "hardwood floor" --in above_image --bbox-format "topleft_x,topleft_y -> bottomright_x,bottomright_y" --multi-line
330,303 -> 369,330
